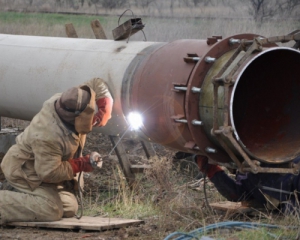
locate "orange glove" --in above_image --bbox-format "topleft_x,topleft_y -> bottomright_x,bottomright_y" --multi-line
93,97 -> 113,127
195,155 -> 223,179
68,155 -> 94,174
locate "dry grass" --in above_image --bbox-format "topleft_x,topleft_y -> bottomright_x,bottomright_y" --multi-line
1,117 -> 29,130
105,156 -> 299,239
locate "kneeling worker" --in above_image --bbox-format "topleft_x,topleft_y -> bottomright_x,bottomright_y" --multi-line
0,78 -> 113,224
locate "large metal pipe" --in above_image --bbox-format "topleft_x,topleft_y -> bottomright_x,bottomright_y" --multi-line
0,33 -> 300,173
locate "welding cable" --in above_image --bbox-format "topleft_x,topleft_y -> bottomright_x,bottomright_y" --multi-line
202,163 -> 215,215
203,173 -> 214,215
163,221 -> 291,240
75,171 -> 84,219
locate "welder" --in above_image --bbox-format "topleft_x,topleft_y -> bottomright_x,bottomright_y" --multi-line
0,78 -> 113,224
194,155 -> 300,214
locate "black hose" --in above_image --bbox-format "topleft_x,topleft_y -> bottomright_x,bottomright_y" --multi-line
75,171 -> 83,219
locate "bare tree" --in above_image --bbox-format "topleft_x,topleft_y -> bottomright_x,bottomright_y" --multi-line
101,0 -> 128,10
280,0 -> 300,13
133,0 -> 156,9
192,0 -> 212,7
169,0 -> 177,15
250,0 -> 279,21
242,0 -> 300,22
169,0 -> 214,8
55,0 -> 80,9
182,0 -> 191,7
3,0 -> 15,9
87,0 -> 129,13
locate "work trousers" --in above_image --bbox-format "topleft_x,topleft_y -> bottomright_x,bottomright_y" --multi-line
0,181 -> 78,224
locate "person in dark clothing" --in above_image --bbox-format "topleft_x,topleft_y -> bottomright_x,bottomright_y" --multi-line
194,155 -> 300,213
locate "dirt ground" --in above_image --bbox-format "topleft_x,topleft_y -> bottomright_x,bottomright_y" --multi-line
1,129 -> 296,239
0,132 -> 179,240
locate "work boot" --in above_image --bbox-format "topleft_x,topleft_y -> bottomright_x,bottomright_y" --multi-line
0,180 -> 15,191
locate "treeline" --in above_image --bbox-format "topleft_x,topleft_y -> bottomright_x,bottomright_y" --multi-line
1,0 -> 300,22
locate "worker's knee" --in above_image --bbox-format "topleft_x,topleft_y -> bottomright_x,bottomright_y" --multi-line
59,191 -> 78,218
42,201 -> 64,221
63,202 -> 78,218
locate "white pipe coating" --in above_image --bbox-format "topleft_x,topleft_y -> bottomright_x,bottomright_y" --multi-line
0,34 -> 158,136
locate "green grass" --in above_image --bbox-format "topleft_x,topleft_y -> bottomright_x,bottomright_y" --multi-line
232,227 -> 298,240
83,200 -> 157,219
0,11 -> 117,38
0,11 -> 110,26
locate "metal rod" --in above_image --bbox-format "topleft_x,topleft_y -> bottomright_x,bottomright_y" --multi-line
192,120 -> 203,126
229,38 -> 241,45
108,127 -> 131,156
191,87 -> 201,93
174,86 -> 187,91
174,119 -> 188,123
205,147 -> 217,153
205,56 -> 216,63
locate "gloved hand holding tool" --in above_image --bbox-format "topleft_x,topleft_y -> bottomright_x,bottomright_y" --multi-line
68,152 -> 103,174
89,151 -> 103,169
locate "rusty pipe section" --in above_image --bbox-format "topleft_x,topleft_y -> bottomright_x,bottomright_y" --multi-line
0,33 -> 300,171
122,33 -> 300,168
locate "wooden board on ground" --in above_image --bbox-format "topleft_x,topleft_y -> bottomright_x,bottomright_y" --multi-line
7,216 -> 144,231
210,201 -> 251,213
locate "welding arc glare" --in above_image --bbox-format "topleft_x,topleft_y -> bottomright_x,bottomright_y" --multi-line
127,112 -> 143,130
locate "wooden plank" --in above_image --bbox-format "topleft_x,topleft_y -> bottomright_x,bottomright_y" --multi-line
109,135 -> 135,188
210,201 -> 251,212
140,140 -> 156,159
7,216 -> 144,231
90,20 -> 107,39
65,23 -> 78,38
130,164 -> 151,174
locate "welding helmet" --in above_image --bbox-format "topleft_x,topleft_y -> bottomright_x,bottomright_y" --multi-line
55,85 -> 96,134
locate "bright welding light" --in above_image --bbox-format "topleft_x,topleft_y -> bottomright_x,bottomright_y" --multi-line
127,112 -> 143,130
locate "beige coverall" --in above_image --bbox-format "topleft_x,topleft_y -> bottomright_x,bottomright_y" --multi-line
0,78 -> 112,224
